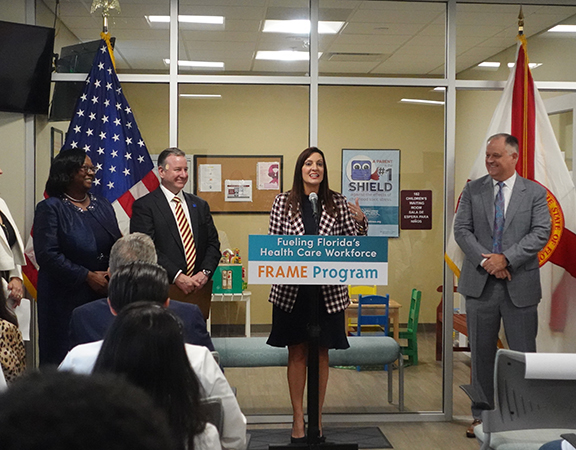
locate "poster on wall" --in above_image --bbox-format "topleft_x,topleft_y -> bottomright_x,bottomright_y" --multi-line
256,161 -> 280,190
341,149 -> 400,237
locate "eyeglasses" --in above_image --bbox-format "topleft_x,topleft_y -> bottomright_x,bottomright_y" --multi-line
80,165 -> 96,173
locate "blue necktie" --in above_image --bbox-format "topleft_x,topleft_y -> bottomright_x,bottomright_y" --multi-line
492,181 -> 505,253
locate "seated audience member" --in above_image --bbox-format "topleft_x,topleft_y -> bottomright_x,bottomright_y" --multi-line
0,288 -> 25,383
0,370 -> 177,450
94,302 -> 221,450
60,266 -> 246,450
540,439 -> 576,450
69,232 -> 213,350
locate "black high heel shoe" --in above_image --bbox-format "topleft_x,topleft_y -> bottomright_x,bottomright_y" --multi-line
290,420 -> 307,444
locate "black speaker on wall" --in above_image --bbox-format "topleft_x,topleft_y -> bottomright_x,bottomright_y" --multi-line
49,38 -> 115,122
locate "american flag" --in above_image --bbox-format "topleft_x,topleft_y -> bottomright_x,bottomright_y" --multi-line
22,36 -> 159,297
62,37 -> 159,232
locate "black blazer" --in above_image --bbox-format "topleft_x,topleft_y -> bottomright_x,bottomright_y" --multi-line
69,298 -> 215,351
130,187 -> 221,281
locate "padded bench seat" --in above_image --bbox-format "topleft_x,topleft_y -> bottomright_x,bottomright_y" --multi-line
212,336 -> 404,411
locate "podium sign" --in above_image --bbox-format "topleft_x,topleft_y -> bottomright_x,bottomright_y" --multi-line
248,235 -> 388,285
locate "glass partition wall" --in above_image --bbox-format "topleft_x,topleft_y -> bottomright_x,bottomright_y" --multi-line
42,0 -> 576,423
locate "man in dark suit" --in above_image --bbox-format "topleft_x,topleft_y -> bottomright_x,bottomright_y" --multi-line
69,233 -> 214,350
454,133 -> 551,437
130,148 -> 220,320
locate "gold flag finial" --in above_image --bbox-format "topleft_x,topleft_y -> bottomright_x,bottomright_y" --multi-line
91,0 -> 121,33
518,6 -> 524,36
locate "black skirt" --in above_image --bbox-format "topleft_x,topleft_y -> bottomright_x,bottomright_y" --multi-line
267,285 -> 349,350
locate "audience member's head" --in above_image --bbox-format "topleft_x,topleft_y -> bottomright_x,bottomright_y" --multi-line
94,302 -> 206,450
107,261 -> 169,314
109,232 -> 157,275
0,370 -> 176,450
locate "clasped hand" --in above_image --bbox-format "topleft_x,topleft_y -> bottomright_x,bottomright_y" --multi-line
7,277 -> 24,307
86,271 -> 110,296
481,253 -> 511,281
175,272 -> 208,295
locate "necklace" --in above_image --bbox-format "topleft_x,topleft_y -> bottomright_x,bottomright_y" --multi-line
64,193 -> 88,203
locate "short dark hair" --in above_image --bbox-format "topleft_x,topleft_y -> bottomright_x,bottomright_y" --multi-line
487,133 -> 519,155
94,302 -> 206,450
158,147 -> 186,169
107,262 -> 169,312
0,370 -> 177,450
45,149 -> 87,197
109,233 -> 157,275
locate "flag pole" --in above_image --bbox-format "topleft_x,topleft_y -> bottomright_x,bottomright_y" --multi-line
518,6 -> 524,36
91,1 -> 120,68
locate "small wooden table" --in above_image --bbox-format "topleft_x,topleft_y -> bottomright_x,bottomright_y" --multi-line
345,299 -> 402,342
208,290 -> 251,337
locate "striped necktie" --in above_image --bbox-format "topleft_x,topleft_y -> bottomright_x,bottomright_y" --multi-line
173,196 -> 196,276
492,181 -> 505,253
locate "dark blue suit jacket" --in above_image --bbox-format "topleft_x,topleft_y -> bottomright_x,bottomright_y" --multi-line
69,298 -> 214,351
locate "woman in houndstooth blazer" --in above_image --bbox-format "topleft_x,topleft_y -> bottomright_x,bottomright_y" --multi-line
266,147 -> 367,442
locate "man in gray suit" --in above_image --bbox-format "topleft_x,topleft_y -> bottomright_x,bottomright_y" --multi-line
454,133 -> 551,437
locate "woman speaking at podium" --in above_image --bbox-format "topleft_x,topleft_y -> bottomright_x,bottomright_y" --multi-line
266,147 -> 367,443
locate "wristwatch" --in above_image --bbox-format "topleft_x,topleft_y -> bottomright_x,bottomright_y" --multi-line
202,269 -> 212,278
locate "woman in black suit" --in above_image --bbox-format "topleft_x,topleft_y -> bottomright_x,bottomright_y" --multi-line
266,147 -> 367,442
33,149 -> 121,365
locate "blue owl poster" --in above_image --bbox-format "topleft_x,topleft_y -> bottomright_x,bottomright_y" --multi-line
341,149 -> 400,237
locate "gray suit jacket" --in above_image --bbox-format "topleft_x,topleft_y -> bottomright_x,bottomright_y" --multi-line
454,174 -> 551,307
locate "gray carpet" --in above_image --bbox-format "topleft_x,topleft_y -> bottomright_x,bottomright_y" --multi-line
247,427 -> 393,450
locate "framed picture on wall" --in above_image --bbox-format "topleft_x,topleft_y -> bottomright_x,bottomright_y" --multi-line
51,127 -> 64,160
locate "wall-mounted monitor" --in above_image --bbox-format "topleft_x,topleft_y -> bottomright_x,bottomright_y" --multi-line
0,20 -> 55,115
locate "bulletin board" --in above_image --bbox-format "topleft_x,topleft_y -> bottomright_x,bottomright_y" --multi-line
193,155 -> 283,214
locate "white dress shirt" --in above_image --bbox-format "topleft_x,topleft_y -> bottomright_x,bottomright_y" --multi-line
59,341 -> 247,450
492,171 -> 517,216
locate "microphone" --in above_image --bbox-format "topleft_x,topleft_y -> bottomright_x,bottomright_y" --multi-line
309,192 -> 319,220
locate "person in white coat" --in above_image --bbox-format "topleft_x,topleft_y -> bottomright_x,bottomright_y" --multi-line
0,167 -> 26,306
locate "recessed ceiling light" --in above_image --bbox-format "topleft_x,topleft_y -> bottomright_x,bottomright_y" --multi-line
180,94 -> 222,99
548,25 -> 576,33
478,62 -> 501,68
163,59 -> 224,69
263,20 -> 344,34
433,87 -> 446,91
146,15 -> 224,24
400,98 -> 445,106
255,51 -> 322,61
507,62 -> 542,70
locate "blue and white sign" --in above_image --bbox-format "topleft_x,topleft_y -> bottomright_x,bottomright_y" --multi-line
248,235 -> 388,285
341,149 -> 400,237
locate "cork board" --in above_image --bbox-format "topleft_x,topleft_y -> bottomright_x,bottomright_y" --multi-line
193,155 -> 283,214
